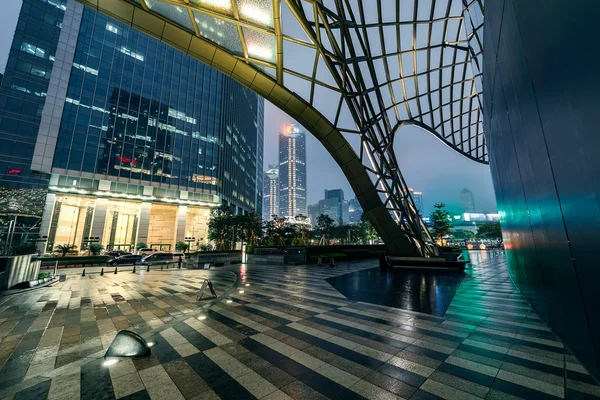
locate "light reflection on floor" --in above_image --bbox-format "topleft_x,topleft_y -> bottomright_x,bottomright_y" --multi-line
325,265 -> 466,317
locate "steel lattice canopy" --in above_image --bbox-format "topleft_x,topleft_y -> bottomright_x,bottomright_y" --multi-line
76,0 -> 485,257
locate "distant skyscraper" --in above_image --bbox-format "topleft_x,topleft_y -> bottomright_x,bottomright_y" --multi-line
307,204 -> 320,228
348,198 -> 363,224
342,200 -> 350,225
460,188 -> 476,212
279,123 -> 307,218
262,165 -> 279,221
316,189 -> 344,225
409,188 -> 424,216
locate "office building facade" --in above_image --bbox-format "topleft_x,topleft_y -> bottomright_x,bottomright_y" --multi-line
278,123 -> 306,218
460,188 -> 475,212
262,164 -> 278,221
0,0 -> 263,252
348,198 -> 362,224
0,0 -> 67,247
307,203 -> 319,229
317,189 -> 344,225
408,188 -> 424,216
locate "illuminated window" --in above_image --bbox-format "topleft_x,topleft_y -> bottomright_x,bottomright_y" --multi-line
106,23 -> 120,35
20,42 -> 48,59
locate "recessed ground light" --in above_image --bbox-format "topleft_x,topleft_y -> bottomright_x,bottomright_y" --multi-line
198,315 -> 207,320
245,283 -> 250,287
239,290 -> 244,294
226,299 -> 233,303
102,358 -> 119,367
147,342 -> 155,347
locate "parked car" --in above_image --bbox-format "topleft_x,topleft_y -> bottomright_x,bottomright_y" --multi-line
109,254 -> 143,266
173,252 -> 186,260
106,250 -> 132,258
137,248 -> 158,257
140,253 -> 177,266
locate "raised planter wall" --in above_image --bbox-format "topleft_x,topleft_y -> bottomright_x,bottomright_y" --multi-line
0,254 -> 41,290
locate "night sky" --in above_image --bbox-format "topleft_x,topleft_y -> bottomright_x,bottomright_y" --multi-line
0,0 -> 497,216
264,103 -> 497,215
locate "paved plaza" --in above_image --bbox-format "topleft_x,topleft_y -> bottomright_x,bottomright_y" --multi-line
0,253 -> 598,399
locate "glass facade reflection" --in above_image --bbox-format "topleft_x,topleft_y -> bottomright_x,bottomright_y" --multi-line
0,0 -> 66,247
53,10 -> 224,192
0,0 -> 264,253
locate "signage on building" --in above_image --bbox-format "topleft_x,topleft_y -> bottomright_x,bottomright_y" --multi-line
8,169 -> 22,174
117,156 -> 137,165
83,236 -> 100,243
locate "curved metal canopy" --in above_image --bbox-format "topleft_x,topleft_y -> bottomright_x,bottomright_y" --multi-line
77,0 -> 485,257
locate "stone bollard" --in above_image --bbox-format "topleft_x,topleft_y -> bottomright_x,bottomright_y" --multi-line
132,265 -> 136,273
100,268 -> 104,276
147,265 -> 150,272
114,267 -> 118,274
82,269 -> 86,277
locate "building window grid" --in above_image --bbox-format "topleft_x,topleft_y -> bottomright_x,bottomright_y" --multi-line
53,10 -> 227,193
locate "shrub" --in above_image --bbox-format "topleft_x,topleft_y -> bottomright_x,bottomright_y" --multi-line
175,241 -> 189,251
88,243 -> 104,256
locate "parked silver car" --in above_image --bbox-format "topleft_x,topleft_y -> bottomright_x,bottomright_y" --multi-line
140,253 -> 177,266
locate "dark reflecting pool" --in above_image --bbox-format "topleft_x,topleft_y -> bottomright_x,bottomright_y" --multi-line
326,267 -> 466,317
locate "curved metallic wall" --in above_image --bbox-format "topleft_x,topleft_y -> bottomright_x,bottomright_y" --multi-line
484,0 -> 600,380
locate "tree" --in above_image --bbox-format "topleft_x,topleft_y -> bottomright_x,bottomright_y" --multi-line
357,214 -> 378,244
263,216 -> 292,246
315,214 -> 335,245
451,229 -> 476,240
429,203 -> 452,244
54,244 -> 77,257
331,224 -> 353,244
136,242 -> 148,250
237,213 -> 262,247
175,241 -> 189,252
294,214 -> 310,245
476,222 -> 502,239
208,206 -> 234,250
88,243 -> 104,255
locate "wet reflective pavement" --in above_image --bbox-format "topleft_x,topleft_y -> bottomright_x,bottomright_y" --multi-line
0,252 -> 599,399
326,267 -> 465,317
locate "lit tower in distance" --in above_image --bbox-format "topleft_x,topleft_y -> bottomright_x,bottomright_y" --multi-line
279,123 -> 307,218
262,165 -> 279,221
409,188 -> 424,216
460,188 -> 476,212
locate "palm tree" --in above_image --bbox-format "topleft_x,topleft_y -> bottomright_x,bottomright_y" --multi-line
54,244 -> 77,257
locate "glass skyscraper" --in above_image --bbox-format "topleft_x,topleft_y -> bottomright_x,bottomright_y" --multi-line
408,188 -> 424,216
0,0 -> 263,252
278,123 -> 306,219
262,164 -> 278,221
0,0 -> 67,247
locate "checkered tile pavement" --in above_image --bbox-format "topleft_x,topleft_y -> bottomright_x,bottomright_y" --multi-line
1,252 -> 599,399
